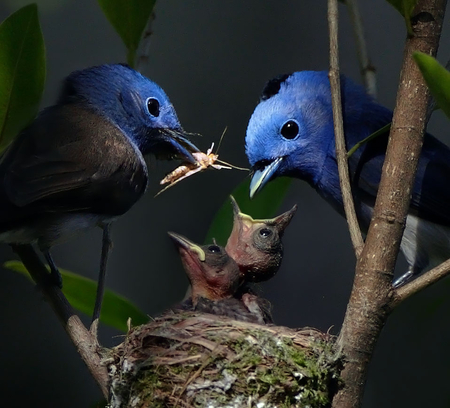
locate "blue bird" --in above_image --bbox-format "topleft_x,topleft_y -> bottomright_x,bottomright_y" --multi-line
245,71 -> 450,286
0,64 -> 199,324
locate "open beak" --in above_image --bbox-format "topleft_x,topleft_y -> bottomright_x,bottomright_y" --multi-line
229,195 -> 297,234
271,204 -> 298,235
249,157 -> 283,198
168,232 -> 205,261
150,128 -> 200,164
229,195 -> 257,230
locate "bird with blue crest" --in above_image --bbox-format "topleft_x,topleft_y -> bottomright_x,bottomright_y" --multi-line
245,71 -> 450,287
0,63 -> 199,330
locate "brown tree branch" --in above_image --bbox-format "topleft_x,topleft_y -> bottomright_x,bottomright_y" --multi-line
12,244 -> 109,398
345,0 -> 377,96
333,1 -> 447,407
392,258 -> 450,307
328,0 -> 365,257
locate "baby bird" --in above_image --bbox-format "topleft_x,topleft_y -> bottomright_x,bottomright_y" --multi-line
225,196 -> 297,282
168,232 -> 271,324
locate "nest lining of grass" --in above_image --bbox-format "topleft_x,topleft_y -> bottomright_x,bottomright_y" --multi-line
106,312 -> 341,408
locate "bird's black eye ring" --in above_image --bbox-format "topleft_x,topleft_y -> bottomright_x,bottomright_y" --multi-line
208,245 -> 221,253
280,120 -> 299,140
146,98 -> 160,117
259,228 -> 272,238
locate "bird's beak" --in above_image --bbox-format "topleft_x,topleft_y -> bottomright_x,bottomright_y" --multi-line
227,195 -> 272,254
249,157 -> 283,198
168,232 -> 205,261
271,204 -> 298,236
226,196 -> 254,251
228,195 -> 297,240
151,128 -> 200,165
229,195 -> 257,230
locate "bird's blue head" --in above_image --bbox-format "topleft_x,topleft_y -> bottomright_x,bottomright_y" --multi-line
59,64 -> 199,162
245,71 -> 391,197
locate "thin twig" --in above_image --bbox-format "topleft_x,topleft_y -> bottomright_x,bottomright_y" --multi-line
327,0 -> 365,257
174,352 -> 217,407
392,259 -> 450,307
345,0 -> 377,96
11,244 -> 109,398
135,12 -> 155,72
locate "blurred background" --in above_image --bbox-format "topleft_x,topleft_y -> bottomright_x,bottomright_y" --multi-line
0,0 -> 450,406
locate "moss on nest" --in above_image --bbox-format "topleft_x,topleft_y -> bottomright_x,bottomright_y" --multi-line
107,312 -> 341,408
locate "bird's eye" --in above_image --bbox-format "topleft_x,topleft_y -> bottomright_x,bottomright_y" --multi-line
280,120 -> 299,140
146,98 -> 160,117
208,245 -> 221,253
259,228 -> 272,238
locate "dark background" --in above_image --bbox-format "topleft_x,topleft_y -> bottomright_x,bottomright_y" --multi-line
0,0 -> 450,406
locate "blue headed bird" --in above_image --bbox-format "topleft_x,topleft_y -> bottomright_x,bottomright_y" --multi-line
245,71 -> 450,286
0,64 -> 199,323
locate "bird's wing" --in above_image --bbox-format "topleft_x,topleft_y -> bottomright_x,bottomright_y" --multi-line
350,132 -> 450,227
349,132 -> 386,206
408,136 -> 450,226
2,104 -> 147,215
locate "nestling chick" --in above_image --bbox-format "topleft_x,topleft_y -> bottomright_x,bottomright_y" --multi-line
169,232 -> 271,324
225,196 -> 297,282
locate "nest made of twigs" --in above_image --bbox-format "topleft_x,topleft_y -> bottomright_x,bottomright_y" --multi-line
106,312 -> 341,408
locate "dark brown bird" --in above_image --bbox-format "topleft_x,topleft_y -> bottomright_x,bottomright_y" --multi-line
225,195 -> 297,282
168,232 -> 271,324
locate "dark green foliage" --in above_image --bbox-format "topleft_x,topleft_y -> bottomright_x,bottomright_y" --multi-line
386,0 -> 419,35
0,3 -> 45,153
97,0 -> 156,67
205,177 -> 291,245
5,261 -> 149,332
414,52 -> 450,120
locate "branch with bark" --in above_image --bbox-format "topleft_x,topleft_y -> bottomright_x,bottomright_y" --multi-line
328,0 -> 365,258
13,2 -> 450,406
345,0 -> 377,97
332,1 -> 447,407
12,244 -> 109,398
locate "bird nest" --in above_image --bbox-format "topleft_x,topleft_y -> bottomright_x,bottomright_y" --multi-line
106,311 -> 341,408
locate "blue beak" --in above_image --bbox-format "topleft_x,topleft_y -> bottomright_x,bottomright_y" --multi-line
249,157 -> 283,198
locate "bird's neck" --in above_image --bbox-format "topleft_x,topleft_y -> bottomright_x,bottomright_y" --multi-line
192,286 -> 232,304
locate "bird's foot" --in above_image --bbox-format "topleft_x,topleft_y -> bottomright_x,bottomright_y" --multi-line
393,270 -> 414,288
44,251 -> 63,288
89,319 -> 100,344
50,268 -> 63,289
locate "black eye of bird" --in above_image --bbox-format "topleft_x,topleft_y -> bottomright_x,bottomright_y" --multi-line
259,228 -> 272,238
146,98 -> 160,117
208,245 -> 221,253
281,120 -> 299,139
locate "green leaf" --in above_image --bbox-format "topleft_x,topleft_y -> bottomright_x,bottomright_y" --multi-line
205,177 -> 292,246
386,0 -> 418,35
97,0 -> 156,67
0,4 -> 46,153
5,261 -> 149,332
414,52 -> 450,120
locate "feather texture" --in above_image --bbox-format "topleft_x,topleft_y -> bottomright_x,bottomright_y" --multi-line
245,71 -> 450,283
